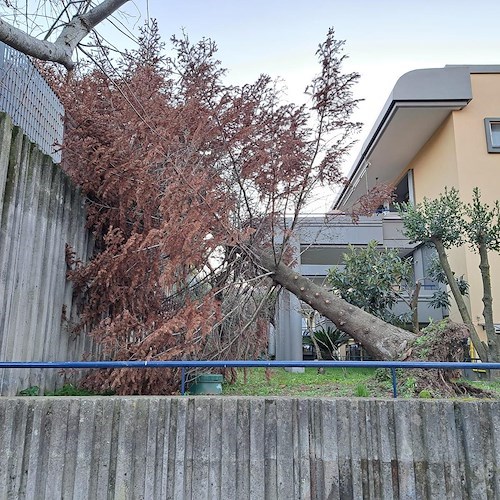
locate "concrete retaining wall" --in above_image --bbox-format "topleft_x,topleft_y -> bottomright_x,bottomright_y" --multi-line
0,397 -> 498,499
0,113 -> 93,396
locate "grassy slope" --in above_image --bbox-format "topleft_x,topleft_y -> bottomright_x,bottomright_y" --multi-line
221,367 -> 500,399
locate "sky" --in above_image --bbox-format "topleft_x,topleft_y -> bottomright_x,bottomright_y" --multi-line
61,0 -> 500,210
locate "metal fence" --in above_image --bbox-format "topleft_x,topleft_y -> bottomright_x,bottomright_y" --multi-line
0,42 -> 64,162
1,360 -> 499,398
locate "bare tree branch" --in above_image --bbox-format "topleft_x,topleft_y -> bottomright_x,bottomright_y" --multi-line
0,0 -> 129,69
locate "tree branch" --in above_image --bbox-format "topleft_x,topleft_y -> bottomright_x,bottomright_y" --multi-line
0,0 -> 129,70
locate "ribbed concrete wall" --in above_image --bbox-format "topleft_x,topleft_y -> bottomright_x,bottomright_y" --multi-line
0,113 -> 93,396
0,397 -> 498,499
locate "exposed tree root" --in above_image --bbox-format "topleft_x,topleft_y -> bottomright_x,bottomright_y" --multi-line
402,319 -> 493,398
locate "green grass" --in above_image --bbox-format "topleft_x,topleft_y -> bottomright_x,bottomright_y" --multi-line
222,367 -> 500,398
17,370 -> 500,398
222,367 -> 394,398
465,379 -> 500,398
43,384 -> 105,396
18,383 -> 114,397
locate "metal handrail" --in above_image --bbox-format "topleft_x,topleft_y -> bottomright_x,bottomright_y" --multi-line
1,360 -> 499,398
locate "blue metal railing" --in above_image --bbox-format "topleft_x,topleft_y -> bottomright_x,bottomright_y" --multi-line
1,360 -> 499,398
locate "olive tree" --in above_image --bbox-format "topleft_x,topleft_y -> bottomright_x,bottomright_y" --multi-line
464,188 -> 500,361
399,187 -> 500,362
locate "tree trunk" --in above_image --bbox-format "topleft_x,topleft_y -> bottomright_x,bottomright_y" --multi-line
411,281 -> 422,334
257,250 -> 416,360
478,243 -> 500,362
309,332 -> 325,374
433,238 -> 489,361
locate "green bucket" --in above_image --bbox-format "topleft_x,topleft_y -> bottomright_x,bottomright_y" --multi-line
189,374 -> 223,395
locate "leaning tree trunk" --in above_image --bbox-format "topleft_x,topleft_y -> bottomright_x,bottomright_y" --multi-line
432,238 -> 489,362
257,250 -> 416,360
309,332 -> 325,374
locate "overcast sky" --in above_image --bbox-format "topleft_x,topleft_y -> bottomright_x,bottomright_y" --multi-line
105,0 -> 500,210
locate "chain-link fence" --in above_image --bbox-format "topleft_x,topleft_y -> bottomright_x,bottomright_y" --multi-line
0,42 -> 64,162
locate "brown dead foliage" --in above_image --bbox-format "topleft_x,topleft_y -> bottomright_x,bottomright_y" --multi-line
53,23 -> 366,394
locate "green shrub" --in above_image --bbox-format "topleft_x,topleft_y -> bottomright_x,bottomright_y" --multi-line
354,384 -> 370,397
18,386 -> 40,396
401,376 -> 417,397
303,326 -> 350,359
418,389 -> 433,399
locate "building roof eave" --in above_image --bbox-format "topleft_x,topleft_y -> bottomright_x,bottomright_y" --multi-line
333,65 -> 499,210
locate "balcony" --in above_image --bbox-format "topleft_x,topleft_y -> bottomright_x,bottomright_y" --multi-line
295,212 -> 414,276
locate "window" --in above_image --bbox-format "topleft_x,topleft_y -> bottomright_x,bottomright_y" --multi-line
484,118 -> 500,153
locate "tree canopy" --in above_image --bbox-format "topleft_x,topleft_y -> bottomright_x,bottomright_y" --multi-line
400,187 -> 500,362
327,241 -> 413,326
52,22 -> 396,393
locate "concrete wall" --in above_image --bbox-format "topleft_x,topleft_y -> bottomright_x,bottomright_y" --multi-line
0,113 -> 93,396
0,396 -> 498,499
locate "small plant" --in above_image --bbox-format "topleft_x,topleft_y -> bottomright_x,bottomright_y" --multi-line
303,326 -> 350,360
401,376 -> 417,396
418,389 -> 433,399
354,384 -> 370,397
18,386 -> 40,396
413,332 -> 432,358
44,384 -> 113,396
374,368 -> 391,382
417,346 -> 430,359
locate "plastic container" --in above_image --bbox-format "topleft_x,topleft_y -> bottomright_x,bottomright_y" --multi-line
189,374 -> 223,395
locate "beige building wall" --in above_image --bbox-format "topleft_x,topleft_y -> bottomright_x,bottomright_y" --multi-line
399,73 -> 500,337
408,114 -> 459,201
452,73 -> 500,335
401,114 -> 467,324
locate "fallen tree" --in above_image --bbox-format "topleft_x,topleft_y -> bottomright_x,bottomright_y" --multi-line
42,23 -> 467,394
255,249 -> 416,360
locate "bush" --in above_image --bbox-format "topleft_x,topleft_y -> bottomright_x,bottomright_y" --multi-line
354,384 -> 370,397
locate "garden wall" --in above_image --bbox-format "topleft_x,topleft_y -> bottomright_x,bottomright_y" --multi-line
1,396 -> 498,499
0,113 -> 93,396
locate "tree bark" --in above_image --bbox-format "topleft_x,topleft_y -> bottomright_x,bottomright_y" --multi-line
433,238 -> 489,361
411,281 -> 421,334
309,332 -> 325,373
256,250 -> 416,360
0,0 -> 129,70
478,243 -> 500,361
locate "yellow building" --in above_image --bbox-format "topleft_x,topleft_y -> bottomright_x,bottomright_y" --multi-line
335,65 -> 500,342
